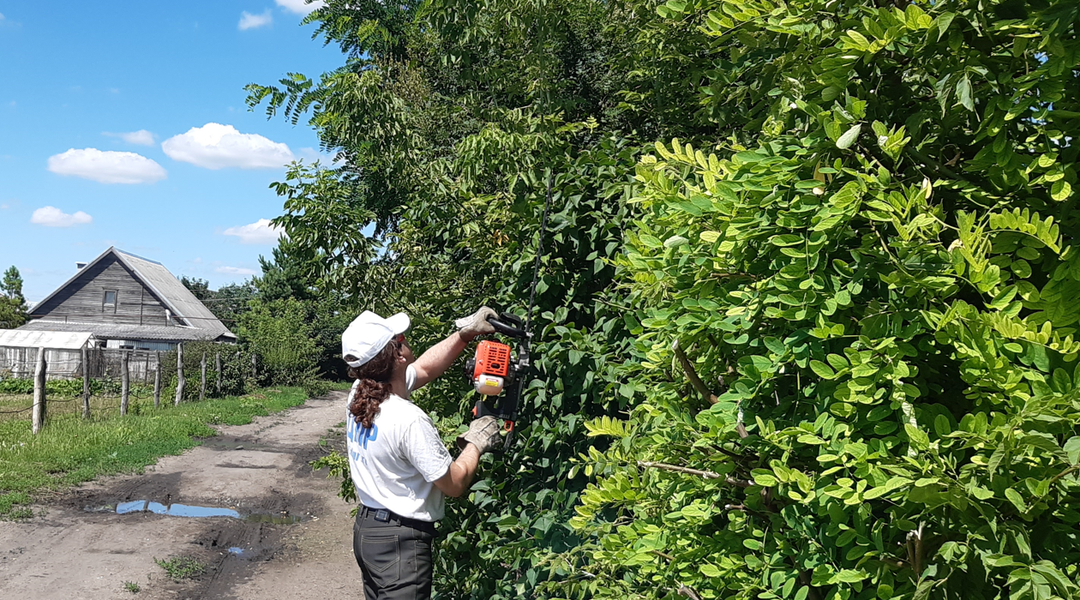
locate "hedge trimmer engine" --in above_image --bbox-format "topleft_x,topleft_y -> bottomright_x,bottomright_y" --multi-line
469,340 -> 514,396
463,312 -> 530,450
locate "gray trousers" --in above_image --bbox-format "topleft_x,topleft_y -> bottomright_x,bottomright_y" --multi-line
353,506 -> 437,600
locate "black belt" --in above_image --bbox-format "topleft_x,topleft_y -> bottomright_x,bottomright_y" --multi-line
359,505 -> 436,533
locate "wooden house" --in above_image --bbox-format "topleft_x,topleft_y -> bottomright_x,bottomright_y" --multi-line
18,247 -> 236,350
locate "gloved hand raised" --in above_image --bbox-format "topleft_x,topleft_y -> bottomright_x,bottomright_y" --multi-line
456,416 -> 502,454
455,306 -> 498,339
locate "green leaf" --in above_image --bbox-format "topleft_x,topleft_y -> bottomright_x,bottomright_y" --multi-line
836,569 -> 867,583
810,360 -> 836,379
700,563 -> 722,578
1005,488 -> 1027,512
752,469 -> 778,487
836,124 -> 862,150
956,76 -> 974,111
663,235 -> 690,248
639,234 -> 663,248
935,12 -> 956,41
1051,180 -> 1072,201
904,423 -> 929,450
1064,436 -> 1080,465
665,0 -> 688,14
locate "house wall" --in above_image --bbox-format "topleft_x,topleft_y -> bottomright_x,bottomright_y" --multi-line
30,255 -> 174,327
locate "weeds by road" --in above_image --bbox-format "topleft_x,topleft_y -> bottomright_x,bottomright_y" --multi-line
0,387 -> 308,519
155,555 -> 207,581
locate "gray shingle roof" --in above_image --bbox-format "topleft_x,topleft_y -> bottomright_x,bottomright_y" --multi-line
112,249 -> 235,340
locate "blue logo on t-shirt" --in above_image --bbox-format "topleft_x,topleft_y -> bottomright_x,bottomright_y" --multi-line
349,422 -> 379,449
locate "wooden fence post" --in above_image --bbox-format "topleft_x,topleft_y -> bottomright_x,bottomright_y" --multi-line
120,349 -> 130,416
32,347 -> 46,434
82,345 -> 91,420
174,342 -> 185,407
200,352 -> 206,402
215,352 -> 222,397
154,357 -> 162,409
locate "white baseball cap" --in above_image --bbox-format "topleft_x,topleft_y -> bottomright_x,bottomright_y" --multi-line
341,311 -> 411,368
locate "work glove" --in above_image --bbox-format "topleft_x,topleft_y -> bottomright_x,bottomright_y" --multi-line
455,306 -> 498,338
456,416 -> 502,454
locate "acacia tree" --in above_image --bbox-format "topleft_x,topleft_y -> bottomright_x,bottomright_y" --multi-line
570,0 -> 1080,599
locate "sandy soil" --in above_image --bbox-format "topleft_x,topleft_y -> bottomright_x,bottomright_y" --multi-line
0,391 -> 365,600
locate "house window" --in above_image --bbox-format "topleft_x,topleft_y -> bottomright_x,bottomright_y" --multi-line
103,290 -> 118,312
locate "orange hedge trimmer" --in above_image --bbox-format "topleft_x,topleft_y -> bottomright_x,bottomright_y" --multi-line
465,312 -> 530,451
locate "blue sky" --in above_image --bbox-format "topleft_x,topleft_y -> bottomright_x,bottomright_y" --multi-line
0,1 -> 341,304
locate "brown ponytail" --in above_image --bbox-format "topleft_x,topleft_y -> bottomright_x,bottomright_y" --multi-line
346,339 -> 402,428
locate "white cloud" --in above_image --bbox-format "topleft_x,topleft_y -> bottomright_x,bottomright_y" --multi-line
222,218 -> 285,245
275,0 -> 324,15
31,206 -> 93,227
238,10 -> 272,30
104,129 -> 156,146
162,123 -> 294,170
216,266 -> 258,276
47,148 -> 167,184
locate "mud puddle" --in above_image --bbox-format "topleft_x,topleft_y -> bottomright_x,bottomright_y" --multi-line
85,500 -> 304,523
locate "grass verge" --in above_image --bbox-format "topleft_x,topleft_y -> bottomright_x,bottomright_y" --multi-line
0,387 -> 308,519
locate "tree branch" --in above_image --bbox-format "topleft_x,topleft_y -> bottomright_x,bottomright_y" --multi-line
678,584 -> 703,600
637,461 -> 751,487
673,340 -> 718,405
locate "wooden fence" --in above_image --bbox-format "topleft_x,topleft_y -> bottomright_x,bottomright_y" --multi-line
0,343 -> 255,434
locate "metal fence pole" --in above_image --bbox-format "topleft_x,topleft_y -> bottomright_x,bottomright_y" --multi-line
120,349 -> 130,416
199,352 -> 206,402
32,347 -> 47,434
215,352 -> 222,398
174,342 -> 185,407
82,345 -> 91,419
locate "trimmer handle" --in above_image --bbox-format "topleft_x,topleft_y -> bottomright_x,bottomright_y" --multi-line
486,312 -> 527,339
471,398 -> 516,452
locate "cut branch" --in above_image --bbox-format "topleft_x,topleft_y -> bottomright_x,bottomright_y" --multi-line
673,340 -> 718,405
638,461 -> 751,487
677,584 -> 702,600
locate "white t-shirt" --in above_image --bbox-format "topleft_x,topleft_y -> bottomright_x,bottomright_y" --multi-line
346,365 -> 453,521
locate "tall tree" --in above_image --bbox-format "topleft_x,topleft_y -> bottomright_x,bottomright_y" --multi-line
0,266 -> 28,329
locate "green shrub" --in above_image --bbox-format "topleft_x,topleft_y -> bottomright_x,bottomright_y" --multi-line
569,0 -> 1080,597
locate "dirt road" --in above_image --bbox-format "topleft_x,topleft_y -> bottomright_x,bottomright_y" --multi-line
0,391 -> 364,599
